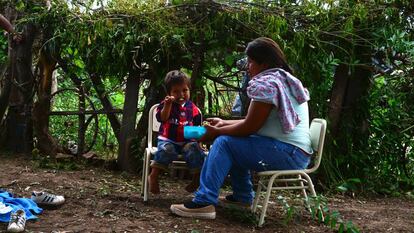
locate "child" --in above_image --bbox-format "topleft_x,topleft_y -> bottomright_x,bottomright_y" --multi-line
148,70 -> 205,194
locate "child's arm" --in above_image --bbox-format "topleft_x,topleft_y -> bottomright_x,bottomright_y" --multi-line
159,96 -> 175,121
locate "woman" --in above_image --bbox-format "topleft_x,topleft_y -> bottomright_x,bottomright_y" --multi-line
170,37 -> 313,219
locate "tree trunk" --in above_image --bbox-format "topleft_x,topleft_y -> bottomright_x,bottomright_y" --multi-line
77,85 -> 86,156
117,70 -> 141,172
32,50 -> 61,156
4,23 -> 36,154
328,64 -> 349,136
134,70 -> 164,157
190,41 -> 206,109
328,55 -> 372,155
90,73 -> 121,142
0,62 -> 12,126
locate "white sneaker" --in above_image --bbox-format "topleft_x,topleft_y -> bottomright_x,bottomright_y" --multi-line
0,202 -> 13,214
7,209 -> 26,233
31,191 -> 65,206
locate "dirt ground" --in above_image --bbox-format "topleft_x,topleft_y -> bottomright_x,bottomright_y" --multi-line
0,153 -> 413,233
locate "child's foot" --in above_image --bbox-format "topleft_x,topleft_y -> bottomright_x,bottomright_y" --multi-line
148,175 -> 160,194
185,180 -> 199,193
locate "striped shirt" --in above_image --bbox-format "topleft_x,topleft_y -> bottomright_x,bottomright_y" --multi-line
156,100 -> 202,143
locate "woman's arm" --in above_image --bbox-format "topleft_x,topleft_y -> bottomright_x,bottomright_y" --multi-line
0,14 -> 14,33
0,14 -> 22,42
218,101 -> 272,136
207,118 -> 243,127
202,101 -> 273,140
221,119 -> 243,126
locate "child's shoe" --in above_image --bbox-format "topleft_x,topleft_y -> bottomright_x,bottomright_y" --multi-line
31,191 -> 65,206
7,209 -> 26,233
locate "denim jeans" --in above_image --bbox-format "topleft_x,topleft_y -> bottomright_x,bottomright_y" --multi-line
152,139 -> 205,173
193,135 -> 310,205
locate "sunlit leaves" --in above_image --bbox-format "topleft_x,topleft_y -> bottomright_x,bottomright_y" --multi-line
7,0 -> 414,191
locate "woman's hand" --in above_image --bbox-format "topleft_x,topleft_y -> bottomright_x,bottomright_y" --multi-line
199,124 -> 219,142
206,117 -> 224,127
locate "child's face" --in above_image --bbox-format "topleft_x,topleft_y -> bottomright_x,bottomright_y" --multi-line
169,83 -> 190,105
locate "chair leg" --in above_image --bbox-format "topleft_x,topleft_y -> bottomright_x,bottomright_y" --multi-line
258,174 -> 278,227
143,151 -> 151,202
298,175 -> 308,199
252,177 -> 263,213
298,174 -> 310,210
141,151 -> 147,195
302,173 -> 324,221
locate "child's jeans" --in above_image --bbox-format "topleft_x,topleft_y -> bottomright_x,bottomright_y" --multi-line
193,135 -> 311,205
151,139 -> 205,174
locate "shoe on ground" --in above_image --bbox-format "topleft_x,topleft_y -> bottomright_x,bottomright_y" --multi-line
219,195 -> 251,209
0,202 -> 13,214
7,209 -> 26,233
31,191 -> 65,206
170,201 -> 216,219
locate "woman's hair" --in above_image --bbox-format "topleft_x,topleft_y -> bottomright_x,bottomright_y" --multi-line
245,37 -> 293,74
164,70 -> 191,93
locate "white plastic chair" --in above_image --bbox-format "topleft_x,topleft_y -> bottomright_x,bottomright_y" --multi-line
141,104 -> 203,201
251,118 -> 327,227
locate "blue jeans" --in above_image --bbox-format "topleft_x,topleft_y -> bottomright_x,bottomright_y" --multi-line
193,135 -> 310,205
152,139 -> 205,173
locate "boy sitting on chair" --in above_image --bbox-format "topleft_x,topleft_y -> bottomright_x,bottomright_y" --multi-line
148,70 -> 205,194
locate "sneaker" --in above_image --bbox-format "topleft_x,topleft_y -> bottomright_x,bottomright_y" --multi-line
170,201 -> 216,219
219,195 -> 251,209
31,191 -> 65,206
7,209 -> 26,233
0,202 -> 13,214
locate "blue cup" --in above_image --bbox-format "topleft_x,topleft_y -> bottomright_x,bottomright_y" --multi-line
184,126 -> 206,140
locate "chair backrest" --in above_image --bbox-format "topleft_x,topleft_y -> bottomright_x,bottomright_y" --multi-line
306,118 -> 327,173
146,104 -> 202,149
147,104 -> 160,149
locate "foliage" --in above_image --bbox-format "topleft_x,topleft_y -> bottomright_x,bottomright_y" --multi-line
0,35 -> 7,64
222,204 -> 258,225
31,148 -> 82,170
1,0 -> 413,193
277,195 -> 360,233
48,70 -> 121,158
308,195 -> 360,233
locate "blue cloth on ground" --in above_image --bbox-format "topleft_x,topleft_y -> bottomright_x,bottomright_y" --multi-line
0,191 -> 43,222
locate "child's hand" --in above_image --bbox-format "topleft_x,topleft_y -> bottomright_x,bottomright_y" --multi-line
164,96 -> 175,105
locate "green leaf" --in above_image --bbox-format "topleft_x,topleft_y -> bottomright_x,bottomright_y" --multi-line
317,210 -> 323,223
337,185 -> 348,192
225,55 -> 234,67
324,213 -> 330,224
16,0 -> 25,11
339,223 -> 345,233
74,59 -> 85,69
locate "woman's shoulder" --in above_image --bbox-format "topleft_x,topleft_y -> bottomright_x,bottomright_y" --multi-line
256,68 -> 295,80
